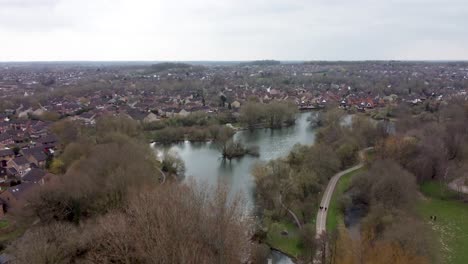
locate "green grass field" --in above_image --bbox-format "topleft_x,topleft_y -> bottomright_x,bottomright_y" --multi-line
418,181 -> 468,264
326,167 -> 364,233
266,221 -> 303,257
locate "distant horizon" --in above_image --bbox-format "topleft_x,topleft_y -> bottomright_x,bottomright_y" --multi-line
2,59 -> 468,64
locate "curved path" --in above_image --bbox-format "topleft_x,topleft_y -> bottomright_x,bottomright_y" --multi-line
315,164 -> 363,238
313,164 -> 363,264
313,148 -> 372,263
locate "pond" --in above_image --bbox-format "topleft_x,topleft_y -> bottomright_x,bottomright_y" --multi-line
155,112 -> 317,205
153,112 -> 318,263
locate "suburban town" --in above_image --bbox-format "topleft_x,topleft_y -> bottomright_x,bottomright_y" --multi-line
0,61 -> 466,263
2,61 -> 468,121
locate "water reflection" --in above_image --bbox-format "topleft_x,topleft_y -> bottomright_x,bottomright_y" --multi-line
154,112 -> 316,205
270,250 -> 295,264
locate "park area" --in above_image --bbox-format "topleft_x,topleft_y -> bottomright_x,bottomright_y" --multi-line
265,221 -> 303,258
326,168 -> 364,232
418,181 -> 468,264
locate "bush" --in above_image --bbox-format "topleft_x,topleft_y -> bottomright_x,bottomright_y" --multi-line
151,127 -> 185,143
222,141 -> 259,159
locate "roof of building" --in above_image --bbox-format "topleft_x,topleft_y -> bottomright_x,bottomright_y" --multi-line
11,156 -> 30,166
5,182 -> 36,200
6,167 -> 17,176
22,168 -> 46,183
0,134 -> 12,142
0,149 -> 14,157
20,146 -> 45,156
36,134 -> 58,144
30,151 -> 47,162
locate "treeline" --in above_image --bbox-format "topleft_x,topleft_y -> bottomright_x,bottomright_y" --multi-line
146,111 -> 262,160
147,101 -> 299,143
144,111 -> 236,143
149,62 -> 193,72
240,60 -> 281,66
253,111 -> 385,261
149,125 -> 235,143
333,161 -> 435,264
239,101 -> 298,130
330,98 -> 468,264
377,98 -> 468,184
8,115 -> 254,264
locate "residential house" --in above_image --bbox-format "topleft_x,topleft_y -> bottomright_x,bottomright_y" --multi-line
21,147 -> 47,168
10,119 -> 29,131
0,167 -> 7,183
161,107 -> 178,118
0,122 -> 10,134
7,156 -> 31,176
0,149 -> 14,167
36,134 -> 57,149
0,134 -> 14,148
29,121 -> 50,138
177,109 -> 190,117
22,168 -> 47,184
77,111 -> 96,125
32,107 -> 46,117
231,101 -> 241,109
12,135 -> 28,146
0,182 -> 37,212
17,108 -> 32,119
125,109 -> 147,122
143,112 -> 160,123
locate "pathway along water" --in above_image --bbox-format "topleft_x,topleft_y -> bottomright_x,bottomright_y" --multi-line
153,112 -> 317,263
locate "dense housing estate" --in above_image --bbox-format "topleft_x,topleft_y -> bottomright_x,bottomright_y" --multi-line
0,61 -> 466,218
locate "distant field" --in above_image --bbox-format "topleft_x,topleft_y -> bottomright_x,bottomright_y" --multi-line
326,167 -> 365,232
418,182 -> 468,264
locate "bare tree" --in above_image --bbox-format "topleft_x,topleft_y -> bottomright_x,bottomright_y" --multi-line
10,183 -> 254,264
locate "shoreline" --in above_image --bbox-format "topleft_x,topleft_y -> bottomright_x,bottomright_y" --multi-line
268,245 -> 297,263
149,120 -> 305,144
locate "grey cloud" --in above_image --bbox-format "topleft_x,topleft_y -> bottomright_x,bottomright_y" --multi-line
0,0 -> 467,60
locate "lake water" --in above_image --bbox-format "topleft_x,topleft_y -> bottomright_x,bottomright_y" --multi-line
153,112 -> 317,263
155,112 -> 316,204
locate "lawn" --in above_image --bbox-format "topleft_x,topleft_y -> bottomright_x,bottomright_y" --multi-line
418,181 -> 468,264
266,221 -> 303,258
326,167 -> 364,233
0,220 -> 9,229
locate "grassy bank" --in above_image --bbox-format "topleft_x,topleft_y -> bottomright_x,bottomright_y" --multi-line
265,221 -> 303,258
326,167 -> 365,233
418,181 -> 468,264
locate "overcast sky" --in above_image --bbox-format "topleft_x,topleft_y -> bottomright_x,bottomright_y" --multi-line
1,0 -> 467,61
